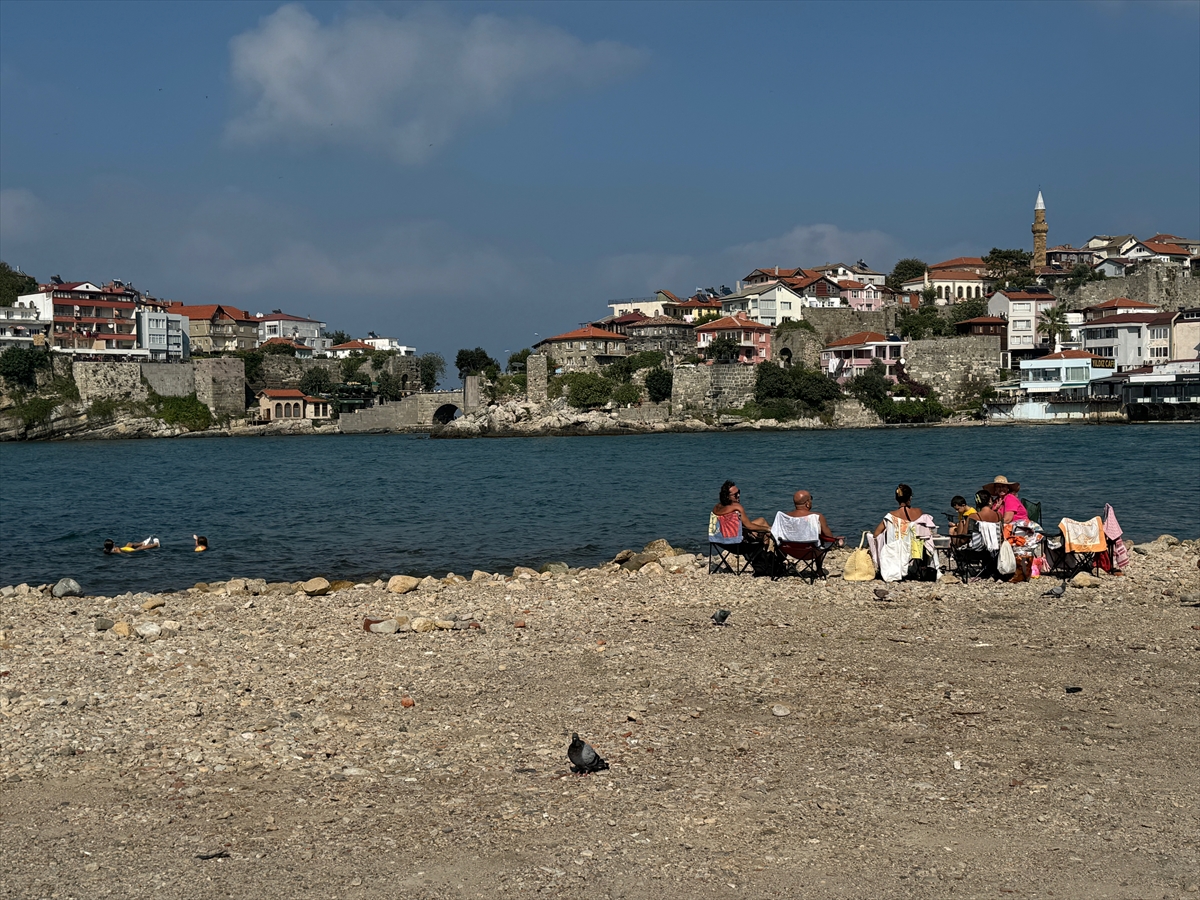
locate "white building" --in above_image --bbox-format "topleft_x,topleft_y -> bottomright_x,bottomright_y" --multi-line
812,261 -> 886,287
901,268 -> 989,305
1082,311 -> 1178,372
0,295 -> 53,350
361,334 -> 415,355
987,289 -> 1059,361
136,309 -> 188,361
252,311 -> 330,355
1019,350 -> 1113,397
719,282 -> 811,326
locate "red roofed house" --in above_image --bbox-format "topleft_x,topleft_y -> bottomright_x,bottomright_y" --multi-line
1123,241 -> 1191,267
743,267 -> 810,285
330,340 -> 376,358
954,316 -> 1009,353
167,303 -> 258,353
838,280 -> 885,311
256,389 -> 331,422
533,325 -> 628,372
1145,233 -> 1200,255
929,257 -> 987,275
1082,311 -> 1179,372
664,296 -> 724,323
1019,350 -> 1114,397
252,310 -> 329,355
592,311 -> 647,335
820,331 -> 906,383
987,289 -> 1059,361
695,313 -> 771,364
20,280 -> 140,355
901,269 -> 989,304
259,337 -> 313,359
1081,296 -> 1159,322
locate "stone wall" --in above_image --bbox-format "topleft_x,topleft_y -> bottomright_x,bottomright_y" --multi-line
140,363 -> 195,398
526,354 -> 548,403
772,329 -> 824,368
73,362 -> 147,403
259,354 -> 420,390
194,358 -> 246,418
671,363 -> 756,413
830,399 -> 882,428
1058,263 -> 1200,311
801,308 -> 900,343
616,402 -> 670,423
904,335 -> 1002,405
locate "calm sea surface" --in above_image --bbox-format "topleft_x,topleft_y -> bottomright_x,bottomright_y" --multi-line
2,424 -> 1197,595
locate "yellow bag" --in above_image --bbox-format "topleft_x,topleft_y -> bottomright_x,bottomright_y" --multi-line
843,532 -> 877,581
910,537 -> 925,560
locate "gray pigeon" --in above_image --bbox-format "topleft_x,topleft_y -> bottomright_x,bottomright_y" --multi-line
567,733 -> 609,774
1043,583 -> 1065,598
711,609 -> 731,626
873,587 -> 892,601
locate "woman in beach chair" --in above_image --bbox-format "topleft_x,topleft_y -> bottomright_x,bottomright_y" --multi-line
873,485 -> 938,582
708,480 -> 773,575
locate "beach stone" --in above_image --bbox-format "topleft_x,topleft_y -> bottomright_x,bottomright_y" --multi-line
433,619 -> 455,630
225,578 -> 248,593
52,578 -> 82,599
368,618 -> 399,634
410,617 -> 437,633
94,617 -> 115,632
772,705 -> 791,717
644,539 -> 673,554
141,596 -> 166,611
539,562 -> 569,575
639,562 -> 665,577
444,573 -> 468,585
470,570 -> 491,583
302,577 -> 331,597
612,550 -> 635,563
134,622 -> 161,640
621,552 -> 658,572
159,620 -> 180,638
112,622 -> 132,638
417,576 -> 442,593
0,585 -> 14,598
387,575 -> 420,594
513,566 -> 539,579
329,580 -> 357,592
1072,572 -> 1102,588
659,554 -> 694,573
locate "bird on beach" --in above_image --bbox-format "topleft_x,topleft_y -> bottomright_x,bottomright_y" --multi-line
1043,583 -> 1066,598
567,733 -> 609,774
873,587 -> 892,601
711,609 -> 730,626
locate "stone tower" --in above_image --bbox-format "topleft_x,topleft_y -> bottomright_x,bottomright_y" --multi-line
1032,190 -> 1048,268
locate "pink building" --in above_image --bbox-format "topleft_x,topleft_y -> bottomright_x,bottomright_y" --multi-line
820,331 -> 907,382
838,279 -> 885,311
695,313 -> 771,363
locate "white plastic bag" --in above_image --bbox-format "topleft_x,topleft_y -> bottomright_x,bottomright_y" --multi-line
880,537 -> 910,583
997,541 -> 1017,575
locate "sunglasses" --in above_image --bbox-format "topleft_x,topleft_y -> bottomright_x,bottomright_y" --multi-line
731,491 -> 741,498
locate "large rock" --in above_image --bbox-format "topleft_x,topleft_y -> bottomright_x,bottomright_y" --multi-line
302,577 -> 331,597
643,539 -> 673,554
52,578 -> 82,599
539,562 -> 569,575
621,552 -> 660,572
417,576 -> 442,593
409,617 -> 437,633
387,575 -> 420,594
1071,572 -> 1101,588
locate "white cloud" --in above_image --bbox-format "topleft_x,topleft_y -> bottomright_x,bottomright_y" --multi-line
0,188 -> 47,244
225,5 -> 646,163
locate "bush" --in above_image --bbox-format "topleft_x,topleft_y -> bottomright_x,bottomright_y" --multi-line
16,395 -> 57,428
236,350 -> 264,384
88,397 -> 123,420
299,367 -> 334,396
898,306 -> 952,340
153,393 -> 213,431
755,361 -> 842,414
262,342 -> 297,356
369,350 -> 392,371
340,355 -> 367,383
563,372 -> 612,408
645,367 -> 673,403
611,382 -> 642,406
775,318 -> 815,334
606,351 -> 665,383
0,346 -> 52,390
376,370 -> 406,401
506,349 -> 531,373
546,376 -> 564,400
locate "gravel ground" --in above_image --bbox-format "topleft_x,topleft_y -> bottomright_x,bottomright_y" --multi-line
2,537 -> 1198,900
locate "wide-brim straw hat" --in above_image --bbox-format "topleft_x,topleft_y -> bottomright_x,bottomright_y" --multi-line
982,474 -> 1020,494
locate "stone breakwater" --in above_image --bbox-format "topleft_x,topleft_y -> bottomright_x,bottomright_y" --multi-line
2,536 -> 1198,899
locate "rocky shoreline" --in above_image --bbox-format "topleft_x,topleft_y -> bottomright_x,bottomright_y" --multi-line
3,535 -> 1198,898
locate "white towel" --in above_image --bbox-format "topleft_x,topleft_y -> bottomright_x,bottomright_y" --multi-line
771,512 -> 821,544
978,521 -> 1001,552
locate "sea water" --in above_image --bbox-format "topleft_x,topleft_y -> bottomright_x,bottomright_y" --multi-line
1,424 -> 1197,595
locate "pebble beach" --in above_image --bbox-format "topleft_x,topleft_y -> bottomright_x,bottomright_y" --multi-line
2,536 -> 1198,899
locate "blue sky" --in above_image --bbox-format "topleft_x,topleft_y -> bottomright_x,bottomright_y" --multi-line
2,0 -> 1197,364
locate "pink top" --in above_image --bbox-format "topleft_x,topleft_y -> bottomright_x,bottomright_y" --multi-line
998,493 -> 1028,520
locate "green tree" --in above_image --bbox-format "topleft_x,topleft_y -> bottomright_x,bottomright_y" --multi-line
455,347 -> 498,379
606,350 -> 665,383
948,295 -> 989,324
1037,303 -> 1071,349
325,330 -> 352,347
611,382 -> 642,406
0,345 -> 51,389
376,370 -> 407,401
886,258 -> 928,291
299,367 -> 333,396
692,311 -> 722,327
417,352 -> 445,391
261,341 -> 297,356
506,348 -> 532,372
898,306 -> 952,340
983,248 -> 1035,289
920,284 -> 938,307
340,355 -> 368,383
563,372 -> 612,408
645,366 -> 673,403
0,262 -> 38,307
705,334 -> 741,361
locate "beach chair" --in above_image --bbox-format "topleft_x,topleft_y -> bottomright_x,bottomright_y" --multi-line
768,512 -> 832,582
952,520 -> 1001,582
1043,516 -> 1106,578
708,511 -> 769,576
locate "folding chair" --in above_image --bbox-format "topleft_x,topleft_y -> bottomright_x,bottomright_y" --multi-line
708,512 -> 769,575
951,520 -> 1000,582
1043,516 -> 1105,578
768,512 -> 832,582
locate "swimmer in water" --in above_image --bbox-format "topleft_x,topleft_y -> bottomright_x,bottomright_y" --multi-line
193,534 -> 208,552
104,537 -> 159,554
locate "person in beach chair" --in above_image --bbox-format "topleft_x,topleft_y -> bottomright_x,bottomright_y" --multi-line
949,490 -> 1001,581
769,490 -> 844,582
708,480 -> 772,575
982,475 -> 1043,583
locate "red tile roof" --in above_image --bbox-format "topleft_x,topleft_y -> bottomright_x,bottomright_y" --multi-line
991,290 -> 1058,300
170,304 -> 254,322
1084,297 -> 1156,310
837,280 -> 867,290
676,298 -> 723,309
254,311 -> 323,323
625,315 -> 694,329
957,316 -> 1007,325
656,289 -> 682,303
695,314 -> 771,334
930,256 -> 985,271
825,331 -> 891,348
746,267 -> 807,280
259,337 -> 308,350
1139,241 -> 1189,256
331,340 -> 375,351
1084,312 -> 1177,327
258,389 -> 319,400
537,325 -> 629,344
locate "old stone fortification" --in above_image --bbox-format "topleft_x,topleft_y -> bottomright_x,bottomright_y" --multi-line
801,308 -> 900,343
830,399 -> 882,428
526,354 -> 548,403
772,329 -> 824,368
140,363 -> 196,398
72,359 -> 246,418
1058,263 -> 1199,311
258,354 -> 420,390
904,335 -> 1002,405
672,363 -> 756,413
195,358 -> 247,417
73,363 -> 149,404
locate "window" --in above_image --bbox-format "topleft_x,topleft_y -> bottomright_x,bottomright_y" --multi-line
1150,346 -> 1169,358
1027,367 -> 1061,382
1014,302 -> 1031,312
1065,366 -> 1088,381
1014,320 -> 1031,331
1150,327 -> 1169,340
780,302 -> 791,310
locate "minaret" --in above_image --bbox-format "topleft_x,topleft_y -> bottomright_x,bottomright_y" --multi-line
1032,190 -> 1048,268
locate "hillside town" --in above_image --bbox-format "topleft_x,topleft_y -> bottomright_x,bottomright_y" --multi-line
1,193 -> 1198,430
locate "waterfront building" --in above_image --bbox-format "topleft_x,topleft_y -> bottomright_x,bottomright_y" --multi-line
0,296 -> 52,351
623,315 -> 695,360
330,340 -> 376,358
1018,349 -> 1113,398
252,310 -> 330,355
1171,308 -> 1200,360
819,331 -> 906,383
167,303 -> 258,353
1082,311 -> 1179,372
255,389 -> 331,422
135,308 -> 188,361
533,325 -> 628,372
719,281 -> 808,326
20,279 -> 141,356
987,288 -> 1058,362
1081,297 -> 1159,322
695,313 -> 771,364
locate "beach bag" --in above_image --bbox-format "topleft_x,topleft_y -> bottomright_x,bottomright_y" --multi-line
997,541 -> 1017,575
880,536 -> 910,583
843,532 -> 876,581
910,537 -> 925,560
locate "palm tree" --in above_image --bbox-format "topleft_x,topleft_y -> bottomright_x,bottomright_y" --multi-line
1037,304 -> 1070,352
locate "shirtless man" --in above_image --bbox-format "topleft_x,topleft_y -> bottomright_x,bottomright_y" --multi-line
782,490 -> 844,547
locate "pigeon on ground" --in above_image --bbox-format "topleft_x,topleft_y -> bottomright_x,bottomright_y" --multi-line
711,609 -> 731,626
567,733 -> 609,774
873,587 -> 892,601
1043,583 -> 1066,598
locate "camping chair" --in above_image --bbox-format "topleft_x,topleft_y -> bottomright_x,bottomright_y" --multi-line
952,520 -> 1001,582
768,512 -> 833,582
1043,516 -> 1106,578
708,511 -> 770,576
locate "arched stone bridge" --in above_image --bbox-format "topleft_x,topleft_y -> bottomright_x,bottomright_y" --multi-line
339,379 -> 480,432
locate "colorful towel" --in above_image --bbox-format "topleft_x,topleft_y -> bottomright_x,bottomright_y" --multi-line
1103,503 -> 1130,569
709,511 -> 742,540
1059,516 -> 1107,553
